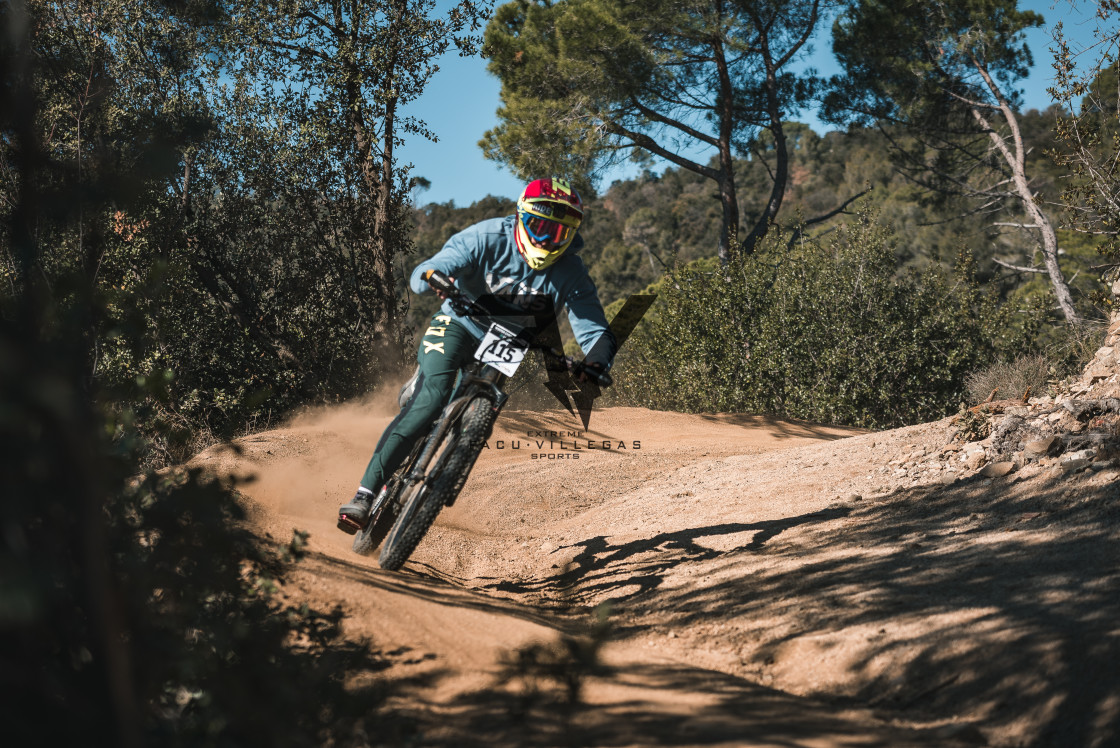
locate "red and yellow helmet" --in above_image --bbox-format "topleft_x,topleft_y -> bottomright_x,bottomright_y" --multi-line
514,177 -> 584,270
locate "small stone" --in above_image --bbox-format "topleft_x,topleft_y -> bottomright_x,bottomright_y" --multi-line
1025,436 -> 1059,456
963,451 -> 987,470
848,494 -> 863,502
1088,366 -> 1111,382
980,461 -> 1015,478
1061,448 -> 1097,472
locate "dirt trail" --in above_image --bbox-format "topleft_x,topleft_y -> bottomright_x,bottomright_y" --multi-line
198,399 -> 1120,747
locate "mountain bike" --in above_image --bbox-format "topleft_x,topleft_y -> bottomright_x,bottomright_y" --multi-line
351,270 -> 612,571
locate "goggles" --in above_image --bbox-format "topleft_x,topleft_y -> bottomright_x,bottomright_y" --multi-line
520,212 -> 577,247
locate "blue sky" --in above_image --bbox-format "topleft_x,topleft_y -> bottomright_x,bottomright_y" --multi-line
401,0 -> 1103,207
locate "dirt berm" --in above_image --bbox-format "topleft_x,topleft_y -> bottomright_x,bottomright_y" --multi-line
195,363 -> 1120,748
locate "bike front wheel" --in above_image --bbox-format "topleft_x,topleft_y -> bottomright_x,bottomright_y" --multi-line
378,396 -> 497,571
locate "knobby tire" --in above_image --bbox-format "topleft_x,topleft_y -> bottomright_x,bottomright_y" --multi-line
378,397 -> 497,571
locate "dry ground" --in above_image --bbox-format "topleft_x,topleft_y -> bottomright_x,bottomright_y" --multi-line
197,394 -> 1120,748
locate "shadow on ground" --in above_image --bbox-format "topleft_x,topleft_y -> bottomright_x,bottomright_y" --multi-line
467,471 -> 1120,747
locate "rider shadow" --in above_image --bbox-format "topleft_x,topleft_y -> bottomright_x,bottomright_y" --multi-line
480,506 -> 852,602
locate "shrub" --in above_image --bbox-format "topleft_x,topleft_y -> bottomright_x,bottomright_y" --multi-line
605,212 -> 1041,428
964,353 -> 1054,404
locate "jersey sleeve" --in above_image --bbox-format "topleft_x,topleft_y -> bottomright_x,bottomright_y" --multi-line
563,262 -> 617,369
410,223 -> 485,294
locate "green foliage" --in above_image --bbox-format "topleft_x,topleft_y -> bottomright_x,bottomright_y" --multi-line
1,0 -> 496,458
604,212 -> 1040,428
111,471 -> 384,746
954,402 -> 993,442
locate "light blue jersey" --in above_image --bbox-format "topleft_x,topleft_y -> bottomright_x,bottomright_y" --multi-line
410,216 -> 617,368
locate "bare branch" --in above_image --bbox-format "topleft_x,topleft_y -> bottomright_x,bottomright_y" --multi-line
993,258 -> 1046,274
628,97 -> 720,148
803,187 -> 871,227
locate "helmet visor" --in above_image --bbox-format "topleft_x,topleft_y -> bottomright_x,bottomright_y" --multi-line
521,213 -> 576,247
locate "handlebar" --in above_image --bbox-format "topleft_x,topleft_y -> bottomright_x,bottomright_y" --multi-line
424,268 -> 457,297
424,268 -> 613,388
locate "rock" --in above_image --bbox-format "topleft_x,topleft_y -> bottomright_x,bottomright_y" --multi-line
1025,436 -> 1059,456
996,415 -> 1024,431
963,450 -> 987,471
1060,449 -> 1096,472
980,461 -> 1015,478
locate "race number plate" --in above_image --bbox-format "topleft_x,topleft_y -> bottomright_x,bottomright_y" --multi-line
474,323 -> 528,376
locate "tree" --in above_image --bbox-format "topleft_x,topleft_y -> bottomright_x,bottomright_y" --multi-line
219,0 -> 491,341
1,3 -> 390,745
482,0 -> 834,262
825,0 -> 1082,323
0,0 -> 496,444
1049,2 -> 1120,265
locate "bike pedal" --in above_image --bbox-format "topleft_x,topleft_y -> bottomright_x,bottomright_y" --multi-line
337,515 -> 363,535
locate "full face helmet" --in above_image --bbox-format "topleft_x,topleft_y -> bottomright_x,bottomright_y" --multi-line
514,177 -> 584,270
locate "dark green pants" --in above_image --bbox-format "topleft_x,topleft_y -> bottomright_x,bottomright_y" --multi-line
359,312 -> 477,492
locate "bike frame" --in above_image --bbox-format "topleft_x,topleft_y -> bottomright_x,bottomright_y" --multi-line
401,362 -> 508,491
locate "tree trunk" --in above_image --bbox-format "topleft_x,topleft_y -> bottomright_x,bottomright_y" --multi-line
712,28 -> 739,264
371,85 -> 401,343
971,58 -> 1079,323
738,36 -> 789,257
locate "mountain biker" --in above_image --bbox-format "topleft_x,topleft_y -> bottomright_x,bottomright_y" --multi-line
337,176 -> 617,533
